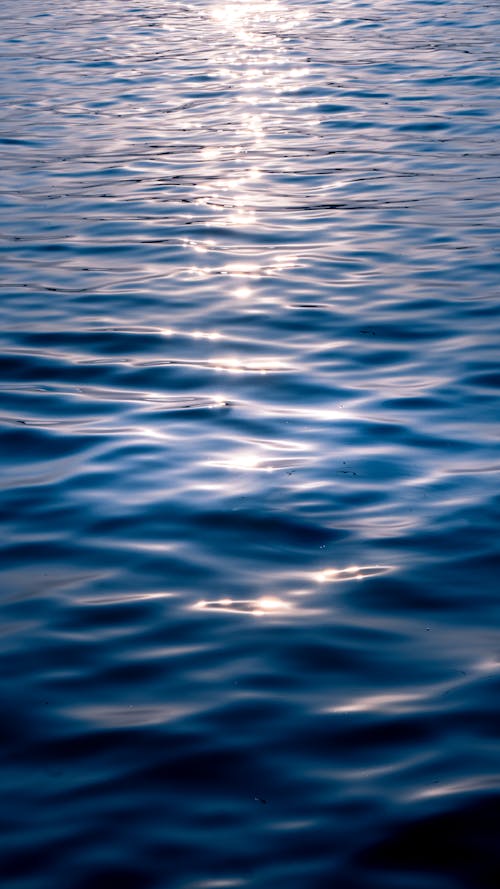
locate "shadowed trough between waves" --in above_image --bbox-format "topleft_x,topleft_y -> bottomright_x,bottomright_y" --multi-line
1,1 -> 500,887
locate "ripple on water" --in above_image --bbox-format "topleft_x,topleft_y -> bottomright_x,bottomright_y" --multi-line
1,1 -> 500,888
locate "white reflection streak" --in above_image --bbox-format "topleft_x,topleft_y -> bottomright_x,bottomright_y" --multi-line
190,330 -> 223,341
193,562 -> 398,621
332,691 -> 425,715
326,669 -> 475,718
314,565 -> 393,583
138,425 -> 169,440
194,596 -> 293,616
191,0 -> 311,288
210,356 -> 287,374
411,775 -> 500,801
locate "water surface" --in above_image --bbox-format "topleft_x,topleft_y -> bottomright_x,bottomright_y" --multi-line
1,2 -> 500,887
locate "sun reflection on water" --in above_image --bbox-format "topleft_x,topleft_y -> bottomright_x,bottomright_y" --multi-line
192,562 -> 397,619
211,1 -> 309,30
192,593 -> 324,618
314,565 -> 394,583
194,595 -> 292,616
209,355 -> 288,374
182,0 -> 315,297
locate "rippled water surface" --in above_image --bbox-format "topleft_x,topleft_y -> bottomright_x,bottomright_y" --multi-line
1,1 -> 500,887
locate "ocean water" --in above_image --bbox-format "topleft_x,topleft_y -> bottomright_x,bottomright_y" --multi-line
1,1 -> 499,887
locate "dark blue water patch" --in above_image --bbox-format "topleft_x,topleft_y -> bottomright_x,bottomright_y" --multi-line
360,796 -> 500,889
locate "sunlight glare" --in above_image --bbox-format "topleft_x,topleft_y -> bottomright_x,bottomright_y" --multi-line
314,565 -> 393,583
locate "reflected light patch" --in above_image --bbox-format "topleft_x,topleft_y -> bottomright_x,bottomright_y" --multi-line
137,426 -> 169,441
247,167 -> 262,180
330,691 -> 425,715
186,878 -> 246,889
476,657 -> 500,672
314,565 -> 393,583
327,671 -> 471,718
227,209 -> 257,226
241,112 -> 265,136
234,286 -> 252,299
410,776 -> 500,801
201,147 -> 222,160
270,819 -> 318,833
223,261 -> 261,277
194,595 -> 292,616
182,237 -> 212,254
253,596 -> 292,615
211,0 -> 305,30
207,450 -> 268,472
210,356 -> 287,374
190,329 -> 223,341
78,590 -> 176,605
308,407 -> 349,422
66,703 -> 197,729
224,451 -> 261,471
207,434 -> 309,473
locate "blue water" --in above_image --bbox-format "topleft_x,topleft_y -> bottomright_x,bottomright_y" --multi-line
1,1 -> 499,887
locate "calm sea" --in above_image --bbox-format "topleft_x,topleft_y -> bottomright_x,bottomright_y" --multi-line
1,2 -> 499,887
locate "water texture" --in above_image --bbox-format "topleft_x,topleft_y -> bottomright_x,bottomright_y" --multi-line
1,1 -> 499,886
